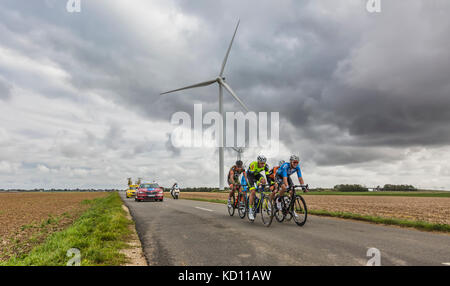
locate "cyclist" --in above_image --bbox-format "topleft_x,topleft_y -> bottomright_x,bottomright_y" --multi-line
267,160 -> 285,207
267,160 -> 285,191
246,155 -> 270,221
275,155 -> 307,211
227,160 -> 249,207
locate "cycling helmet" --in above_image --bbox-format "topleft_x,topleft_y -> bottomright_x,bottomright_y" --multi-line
278,160 -> 285,166
236,160 -> 243,167
257,155 -> 267,163
290,155 -> 299,162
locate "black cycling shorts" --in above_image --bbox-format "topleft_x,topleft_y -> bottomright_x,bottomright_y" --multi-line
247,173 -> 265,190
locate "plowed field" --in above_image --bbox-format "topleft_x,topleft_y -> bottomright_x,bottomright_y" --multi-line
178,192 -> 450,225
0,192 -> 108,261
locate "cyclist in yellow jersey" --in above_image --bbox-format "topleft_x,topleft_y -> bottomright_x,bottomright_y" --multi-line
246,155 -> 270,221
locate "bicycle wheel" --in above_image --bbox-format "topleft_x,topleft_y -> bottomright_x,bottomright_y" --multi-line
292,195 -> 307,226
284,196 -> 293,221
274,195 -> 286,223
227,194 -> 235,216
238,193 -> 247,219
260,195 -> 274,227
254,195 -> 260,220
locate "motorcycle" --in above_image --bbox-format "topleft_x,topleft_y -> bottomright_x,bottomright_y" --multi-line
171,187 -> 180,199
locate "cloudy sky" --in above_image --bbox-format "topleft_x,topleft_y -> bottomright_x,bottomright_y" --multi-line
1,0 -> 450,190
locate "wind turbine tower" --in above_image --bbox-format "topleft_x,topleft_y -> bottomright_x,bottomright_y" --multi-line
161,20 -> 248,190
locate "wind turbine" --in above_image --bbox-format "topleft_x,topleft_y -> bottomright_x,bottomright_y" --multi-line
231,147 -> 245,161
161,20 -> 249,190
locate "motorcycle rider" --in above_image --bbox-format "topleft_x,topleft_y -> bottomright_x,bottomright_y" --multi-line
171,182 -> 179,199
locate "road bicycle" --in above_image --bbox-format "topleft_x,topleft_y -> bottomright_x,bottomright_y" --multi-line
273,184 -> 308,226
247,184 -> 274,227
227,183 -> 247,219
237,186 -> 248,219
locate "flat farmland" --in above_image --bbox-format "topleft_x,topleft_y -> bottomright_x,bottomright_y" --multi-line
0,192 -> 108,261
177,192 -> 450,225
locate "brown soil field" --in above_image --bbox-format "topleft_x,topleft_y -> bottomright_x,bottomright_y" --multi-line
0,192 -> 108,261
178,192 -> 450,225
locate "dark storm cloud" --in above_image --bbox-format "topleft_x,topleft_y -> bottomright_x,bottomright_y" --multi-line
2,0 -> 450,168
317,84 -> 450,147
310,0 -> 450,153
185,0 -> 450,166
0,0 -> 187,117
168,0 -> 371,154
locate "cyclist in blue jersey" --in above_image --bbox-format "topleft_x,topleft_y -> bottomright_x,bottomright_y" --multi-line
275,155 -> 307,209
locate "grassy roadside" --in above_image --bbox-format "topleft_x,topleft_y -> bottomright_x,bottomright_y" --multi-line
308,210 -> 450,232
180,197 -> 450,233
166,191 -> 450,198
1,192 -> 133,266
303,191 -> 450,198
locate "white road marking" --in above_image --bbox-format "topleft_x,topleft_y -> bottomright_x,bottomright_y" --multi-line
195,207 -> 214,212
442,262 -> 450,266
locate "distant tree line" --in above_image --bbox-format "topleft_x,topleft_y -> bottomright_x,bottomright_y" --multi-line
333,184 -> 369,192
162,184 -> 419,193
332,184 -> 417,192
381,184 -> 417,191
310,188 -> 333,192
0,189 -> 118,192
163,187 -> 222,192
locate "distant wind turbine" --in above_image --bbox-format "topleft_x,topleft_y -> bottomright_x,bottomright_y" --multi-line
232,147 -> 245,161
161,20 -> 248,190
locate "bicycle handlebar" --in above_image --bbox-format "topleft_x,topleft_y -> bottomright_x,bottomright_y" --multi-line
256,184 -> 270,192
292,184 -> 309,192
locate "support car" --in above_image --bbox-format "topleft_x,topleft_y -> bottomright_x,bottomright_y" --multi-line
135,182 -> 164,202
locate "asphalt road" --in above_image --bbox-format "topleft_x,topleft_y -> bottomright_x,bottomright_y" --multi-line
120,192 -> 450,266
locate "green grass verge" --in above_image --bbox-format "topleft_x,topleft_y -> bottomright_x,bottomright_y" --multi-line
1,192 -> 132,266
309,210 -> 450,232
180,197 -> 450,233
168,190 -> 450,197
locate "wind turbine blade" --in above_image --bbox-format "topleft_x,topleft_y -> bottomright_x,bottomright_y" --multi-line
161,79 -> 217,95
219,20 -> 240,77
220,80 -> 249,112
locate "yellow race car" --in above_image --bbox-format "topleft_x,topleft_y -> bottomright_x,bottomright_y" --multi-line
126,185 -> 138,198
